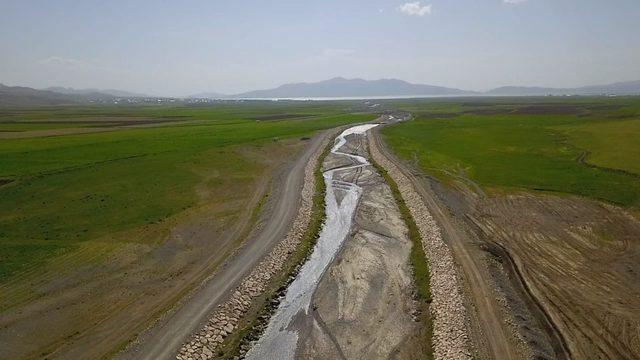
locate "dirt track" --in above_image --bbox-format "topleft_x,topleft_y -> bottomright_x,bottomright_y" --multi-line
373,119 -> 640,360
120,131 -> 332,360
472,194 -> 640,359
0,142 -> 297,360
370,127 -> 521,359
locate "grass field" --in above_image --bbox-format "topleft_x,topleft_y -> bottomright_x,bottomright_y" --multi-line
0,102 -> 371,281
382,97 -> 640,209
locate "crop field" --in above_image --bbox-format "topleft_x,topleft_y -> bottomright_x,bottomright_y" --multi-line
382,97 -> 640,209
0,102 -> 371,284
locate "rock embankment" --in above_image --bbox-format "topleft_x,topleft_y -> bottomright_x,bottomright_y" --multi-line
176,134 -> 331,360
369,133 -> 472,360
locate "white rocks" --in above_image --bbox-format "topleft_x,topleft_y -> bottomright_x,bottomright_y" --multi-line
202,347 -> 213,357
176,133 -> 334,359
369,135 -> 472,360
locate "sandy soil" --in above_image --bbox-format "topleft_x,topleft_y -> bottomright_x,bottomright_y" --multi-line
296,133 -> 421,359
374,123 -> 640,359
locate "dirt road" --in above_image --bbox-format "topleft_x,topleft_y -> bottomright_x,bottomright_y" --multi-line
370,127 -> 524,360
120,131 -> 332,360
373,118 -> 640,360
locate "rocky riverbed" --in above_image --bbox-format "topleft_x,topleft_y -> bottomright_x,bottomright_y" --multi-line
245,124 -> 380,359
297,130 -> 422,358
177,120 -> 468,360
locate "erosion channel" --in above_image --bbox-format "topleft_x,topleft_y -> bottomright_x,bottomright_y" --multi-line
246,123 -> 422,359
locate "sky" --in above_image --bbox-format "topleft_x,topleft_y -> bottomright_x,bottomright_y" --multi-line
1,0 -> 639,96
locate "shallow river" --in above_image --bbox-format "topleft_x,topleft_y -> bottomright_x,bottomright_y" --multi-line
245,124 -> 379,359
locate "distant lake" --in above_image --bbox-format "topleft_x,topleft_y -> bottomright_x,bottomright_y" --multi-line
222,94 -> 471,101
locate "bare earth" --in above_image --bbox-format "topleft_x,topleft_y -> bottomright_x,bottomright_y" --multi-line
372,127 -> 525,360
373,121 -> 640,360
298,132 -> 421,359
472,194 -> 640,359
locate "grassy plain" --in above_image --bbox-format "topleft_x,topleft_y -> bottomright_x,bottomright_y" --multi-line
382,97 -> 640,209
0,102 -> 371,282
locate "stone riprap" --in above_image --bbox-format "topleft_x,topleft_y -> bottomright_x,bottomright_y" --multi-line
369,132 -> 472,360
176,133 -> 333,360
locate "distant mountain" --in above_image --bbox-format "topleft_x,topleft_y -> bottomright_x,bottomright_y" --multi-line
3,78 -> 639,106
46,87 -> 148,98
186,92 -> 227,99
576,80 -> 640,95
231,77 -> 474,98
486,80 -> 640,96
485,86 -> 564,96
0,83 -> 79,107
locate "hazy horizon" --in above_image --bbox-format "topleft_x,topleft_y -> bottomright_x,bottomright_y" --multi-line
2,0 -> 639,97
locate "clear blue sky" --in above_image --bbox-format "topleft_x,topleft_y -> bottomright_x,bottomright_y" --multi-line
1,0 -> 639,96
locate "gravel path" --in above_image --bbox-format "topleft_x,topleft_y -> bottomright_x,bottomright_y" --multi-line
368,128 -> 472,360
175,132 -> 334,360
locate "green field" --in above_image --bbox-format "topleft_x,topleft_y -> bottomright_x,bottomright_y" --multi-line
0,102 -> 372,281
382,97 -> 640,209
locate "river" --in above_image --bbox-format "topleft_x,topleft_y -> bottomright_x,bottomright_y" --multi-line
245,123 -> 379,359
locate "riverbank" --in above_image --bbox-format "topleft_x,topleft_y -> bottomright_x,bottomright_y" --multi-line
175,129 -> 336,360
245,124 -> 380,359
299,124 -> 428,358
369,125 -> 473,360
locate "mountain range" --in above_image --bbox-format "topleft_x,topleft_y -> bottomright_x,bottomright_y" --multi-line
1,78 -> 640,107
0,83 -> 78,107
486,80 -> 640,96
45,87 -> 150,98
225,77 -> 472,98
191,78 -> 640,99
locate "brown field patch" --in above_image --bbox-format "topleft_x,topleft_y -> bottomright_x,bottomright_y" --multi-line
0,119 -> 194,139
434,182 -> 640,359
414,111 -> 459,119
512,105 -> 586,115
249,113 -> 315,121
0,127 -> 114,139
464,107 -> 514,115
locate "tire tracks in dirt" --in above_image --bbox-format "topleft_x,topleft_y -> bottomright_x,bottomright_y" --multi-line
485,241 -> 571,359
119,130 -> 333,360
370,124 -> 520,360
